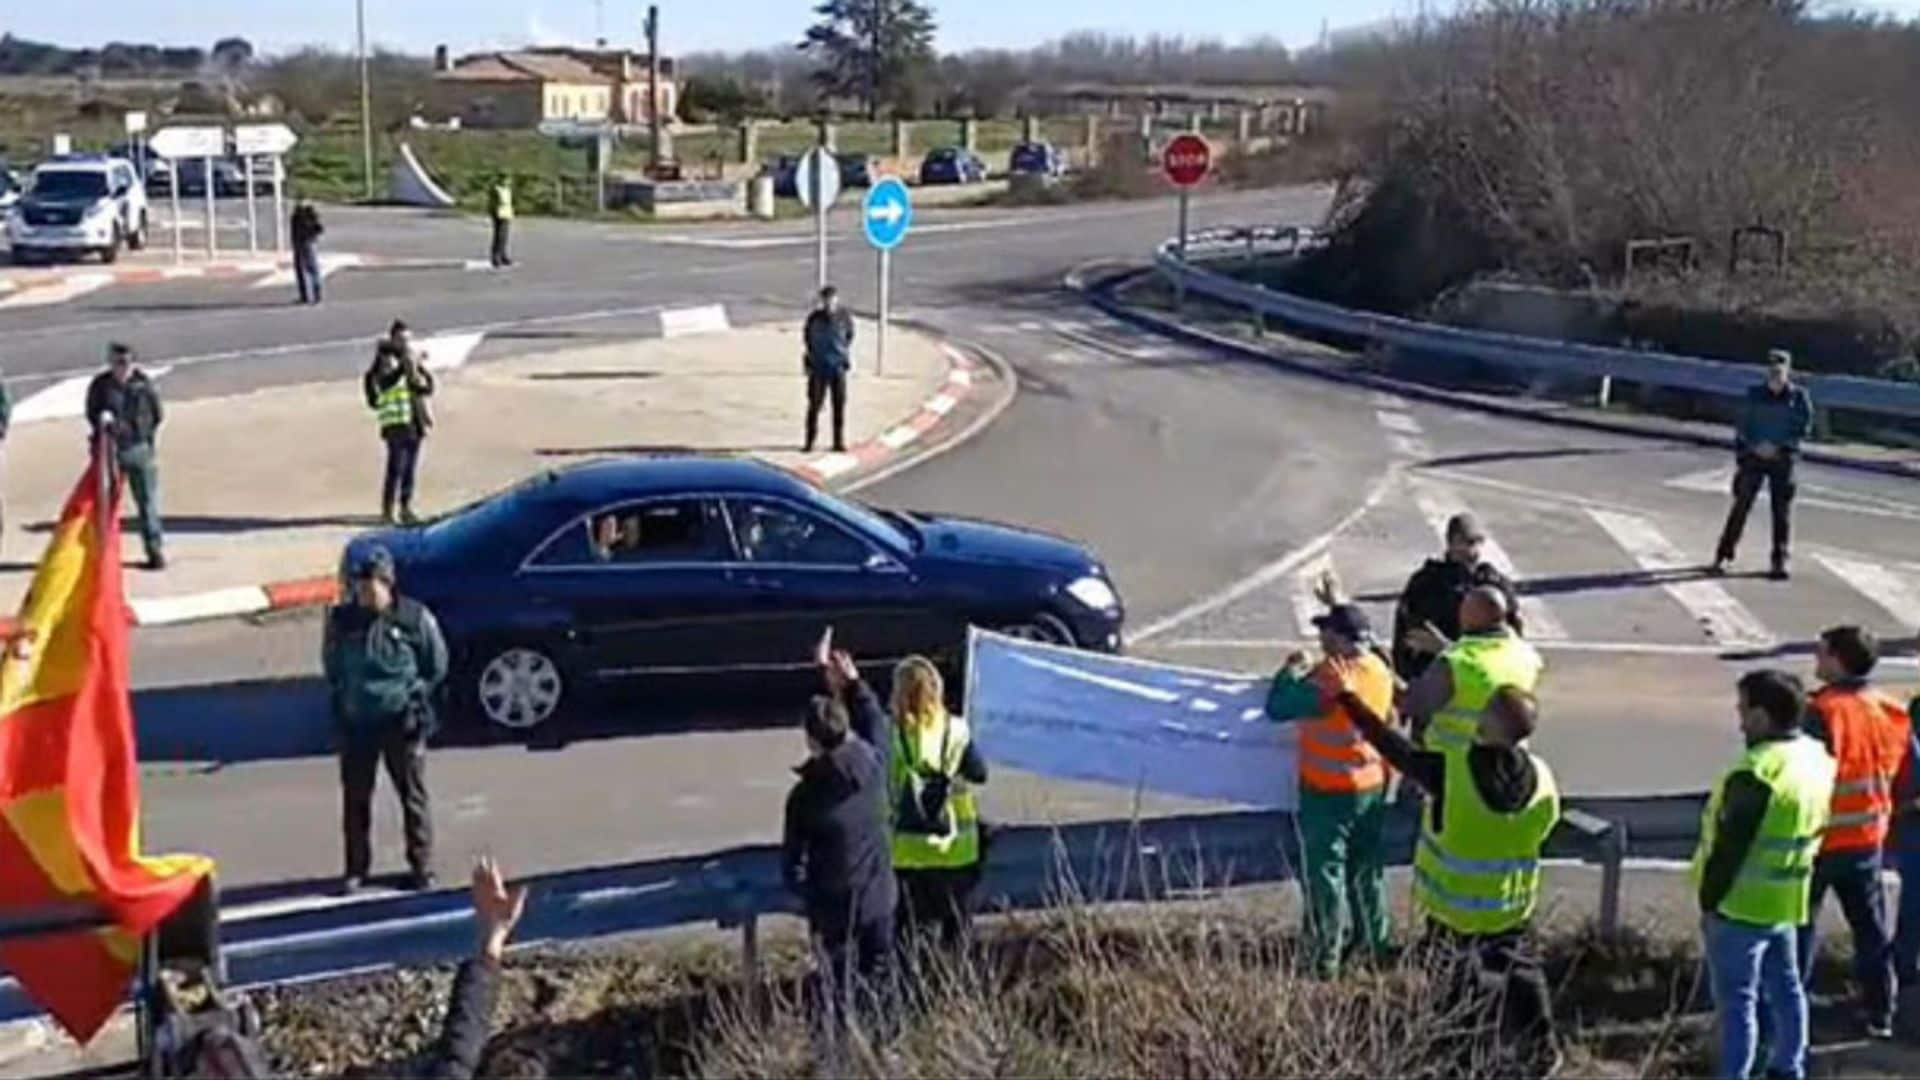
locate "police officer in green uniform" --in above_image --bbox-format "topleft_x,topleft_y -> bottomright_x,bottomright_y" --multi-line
324,545 -> 449,893
1334,676 -> 1562,1074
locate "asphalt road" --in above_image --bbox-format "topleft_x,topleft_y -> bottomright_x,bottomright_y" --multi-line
8,186 -> 1920,889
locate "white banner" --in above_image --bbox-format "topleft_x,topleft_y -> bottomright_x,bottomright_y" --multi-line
966,629 -> 1299,810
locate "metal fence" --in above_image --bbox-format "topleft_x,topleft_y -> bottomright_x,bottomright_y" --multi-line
1158,229 -> 1920,422
0,793 -> 1709,1030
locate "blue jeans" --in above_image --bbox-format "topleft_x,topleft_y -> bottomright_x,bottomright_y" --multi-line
1796,849 -> 1895,1027
1895,845 -> 1920,985
294,244 -> 322,303
1706,914 -> 1807,1080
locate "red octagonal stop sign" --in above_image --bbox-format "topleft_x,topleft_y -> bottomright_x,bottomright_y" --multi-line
1162,133 -> 1213,188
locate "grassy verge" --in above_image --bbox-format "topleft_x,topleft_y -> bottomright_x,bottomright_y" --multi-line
253,865 -> 1865,1079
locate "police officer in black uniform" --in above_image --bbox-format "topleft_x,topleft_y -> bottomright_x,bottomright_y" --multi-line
323,545 -> 449,893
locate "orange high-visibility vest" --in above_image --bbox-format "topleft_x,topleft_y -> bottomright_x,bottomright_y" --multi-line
1298,653 -> 1396,794
1814,685 -> 1911,854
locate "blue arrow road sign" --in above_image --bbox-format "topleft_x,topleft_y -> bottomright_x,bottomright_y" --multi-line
863,176 -> 913,251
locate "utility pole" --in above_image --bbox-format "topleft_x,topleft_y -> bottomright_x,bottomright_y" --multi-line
645,5 -> 662,174
357,0 -> 374,200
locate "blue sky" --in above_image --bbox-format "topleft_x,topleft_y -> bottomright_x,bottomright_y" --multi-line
6,0 -> 1916,56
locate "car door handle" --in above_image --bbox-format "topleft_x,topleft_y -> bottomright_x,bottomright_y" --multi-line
737,575 -> 786,592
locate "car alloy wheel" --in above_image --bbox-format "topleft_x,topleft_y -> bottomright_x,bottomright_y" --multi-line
477,646 -> 565,730
997,612 -> 1078,647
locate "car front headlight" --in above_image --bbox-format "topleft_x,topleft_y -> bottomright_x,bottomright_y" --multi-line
1065,575 -> 1118,612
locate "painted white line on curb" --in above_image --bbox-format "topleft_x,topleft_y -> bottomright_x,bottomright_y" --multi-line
947,368 -> 973,387
878,426 -> 919,450
1587,509 -> 1774,650
129,586 -> 270,627
659,304 -> 732,338
810,453 -> 860,479
923,393 -> 957,416
1133,465 -> 1404,644
1411,479 -> 1571,641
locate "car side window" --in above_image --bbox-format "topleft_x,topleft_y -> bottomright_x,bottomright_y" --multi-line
725,499 -> 869,567
529,498 -> 725,568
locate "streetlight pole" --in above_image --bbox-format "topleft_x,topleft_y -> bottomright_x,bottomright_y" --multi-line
357,0 -> 374,200
645,5 -> 661,175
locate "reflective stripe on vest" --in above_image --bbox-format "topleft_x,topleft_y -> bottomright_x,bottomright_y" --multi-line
1690,734 -> 1836,927
891,712 -> 980,870
1412,748 -> 1560,935
1298,654 -> 1394,794
374,379 -> 413,430
1814,687 -> 1911,854
1424,633 -> 1544,755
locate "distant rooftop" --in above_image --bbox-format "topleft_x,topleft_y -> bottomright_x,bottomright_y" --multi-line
439,52 -> 612,85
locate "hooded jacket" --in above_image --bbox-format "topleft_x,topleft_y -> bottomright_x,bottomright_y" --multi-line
782,681 -> 897,931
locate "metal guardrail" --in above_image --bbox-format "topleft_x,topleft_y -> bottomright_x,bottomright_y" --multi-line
1,794 -> 1709,1028
1158,230 -> 1920,421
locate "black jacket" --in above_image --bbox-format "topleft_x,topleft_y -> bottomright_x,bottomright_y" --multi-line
783,681 -> 897,933
290,205 -> 324,249
1392,558 -> 1521,678
85,370 -> 164,448
423,958 -> 497,1079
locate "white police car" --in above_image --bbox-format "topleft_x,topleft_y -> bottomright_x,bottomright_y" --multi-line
6,156 -> 150,265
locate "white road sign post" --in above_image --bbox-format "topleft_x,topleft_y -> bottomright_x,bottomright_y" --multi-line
235,124 -> 298,254
150,125 -> 226,264
795,145 -> 841,293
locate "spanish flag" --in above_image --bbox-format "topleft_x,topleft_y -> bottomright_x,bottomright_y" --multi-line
0,455 -> 213,1043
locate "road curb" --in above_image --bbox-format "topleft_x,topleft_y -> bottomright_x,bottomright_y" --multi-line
1080,265 -> 1920,482
0,253 -> 484,294
0,328 -> 1011,638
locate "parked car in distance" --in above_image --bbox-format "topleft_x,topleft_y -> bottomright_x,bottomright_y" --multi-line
836,153 -> 875,188
919,147 -> 989,185
0,169 -> 20,214
1009,141 -> 1067,179
6,155 -> 149,264
149,157 -> 247,198
340,457 -> 1126,733
765,154 -> 800,198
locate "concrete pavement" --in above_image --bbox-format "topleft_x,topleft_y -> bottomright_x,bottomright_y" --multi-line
0,318 -> 949,615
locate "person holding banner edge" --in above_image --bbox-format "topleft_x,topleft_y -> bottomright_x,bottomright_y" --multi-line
1265,602 -> 1397,978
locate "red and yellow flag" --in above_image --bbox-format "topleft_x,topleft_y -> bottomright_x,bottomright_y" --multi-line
0,456 -> 213,1043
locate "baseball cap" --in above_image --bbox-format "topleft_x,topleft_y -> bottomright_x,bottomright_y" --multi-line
1767,348 -> 1793,368
352,545 -> 396,583
1312,603 -> 1374,643
1447,512 -> 1487,544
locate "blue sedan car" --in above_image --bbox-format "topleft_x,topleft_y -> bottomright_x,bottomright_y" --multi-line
341,458 -> 1125,732
919,147 -> 988,185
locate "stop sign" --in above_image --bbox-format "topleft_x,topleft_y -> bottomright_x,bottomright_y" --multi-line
1162,133 -> 1213,188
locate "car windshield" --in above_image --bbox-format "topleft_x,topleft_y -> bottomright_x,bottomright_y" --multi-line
31,170 -> 107,199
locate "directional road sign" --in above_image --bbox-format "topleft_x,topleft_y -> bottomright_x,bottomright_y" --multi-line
862,176 -> 913,251
149,125 -> 225,160
233,123 -> 298,156
795,146 -> 841,212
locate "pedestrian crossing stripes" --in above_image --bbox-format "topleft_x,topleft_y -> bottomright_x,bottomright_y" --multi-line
0,272 -> 114,310
1176,471 -> 1919,659
1585,509 -> 1775,650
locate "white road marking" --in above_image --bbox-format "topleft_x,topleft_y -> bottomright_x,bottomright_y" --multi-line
249,253 -> 364,290
1812,553 -> 1920,629
418,333 -> 486,372
1370,391 -> 1409,409
128,586 -> 268,627
1667,465 -> 1920,522
1410,480 -> 1570,640
14,364 -> 173,424
1374,410 -> 1424,436
878,425 -> 919,450
1133,465 -> 1404,643
0,271 -> 114,310
1587,509 -> 1775,649
809,452 -> 860,479
1008,651 -> 1180,703
659,304 -> 732,338
1388,434 -> 1432,460
923,393 -> 957,416
1292,552 -> 1334,637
